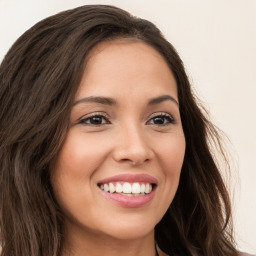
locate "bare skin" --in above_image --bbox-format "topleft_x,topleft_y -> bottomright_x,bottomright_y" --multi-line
51,39 -> 185,256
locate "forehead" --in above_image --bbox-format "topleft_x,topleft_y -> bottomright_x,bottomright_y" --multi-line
76,39 -> 177,99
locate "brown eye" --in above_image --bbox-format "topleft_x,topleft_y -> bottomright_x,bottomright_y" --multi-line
79,115 -> 109,125
147,114 -> 174,126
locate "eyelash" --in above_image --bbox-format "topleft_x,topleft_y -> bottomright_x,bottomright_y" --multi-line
147,112 -> 175,126
78,112 -> 175,126
78,112 -> 110,126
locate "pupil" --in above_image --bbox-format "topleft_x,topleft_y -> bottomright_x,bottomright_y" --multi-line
92,116 -> 102,124
154,117 -> 164,124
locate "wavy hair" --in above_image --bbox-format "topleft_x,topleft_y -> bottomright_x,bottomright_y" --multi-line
0,5 -> 238,256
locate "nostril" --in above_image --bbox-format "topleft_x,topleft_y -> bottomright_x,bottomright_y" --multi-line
112,135 -> 154,165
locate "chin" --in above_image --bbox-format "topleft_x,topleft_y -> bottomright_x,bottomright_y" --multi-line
93,212 -> 159,240
102,225 -> 154,241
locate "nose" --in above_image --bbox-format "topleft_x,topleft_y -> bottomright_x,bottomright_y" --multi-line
112,124 -> 154,166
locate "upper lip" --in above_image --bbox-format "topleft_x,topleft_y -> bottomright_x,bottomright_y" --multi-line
97,173 -> 158,185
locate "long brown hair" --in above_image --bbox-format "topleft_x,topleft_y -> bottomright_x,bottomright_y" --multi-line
0,5 -> 239,256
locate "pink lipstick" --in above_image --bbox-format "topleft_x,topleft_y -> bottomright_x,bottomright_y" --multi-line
97,174 -> 157,208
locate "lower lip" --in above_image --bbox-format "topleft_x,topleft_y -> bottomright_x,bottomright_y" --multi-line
99,189 -> 156,208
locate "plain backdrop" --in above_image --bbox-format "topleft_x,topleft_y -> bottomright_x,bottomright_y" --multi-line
0,0 -> 255,254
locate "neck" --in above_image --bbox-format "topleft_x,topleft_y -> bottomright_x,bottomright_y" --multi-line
61,225 -> 157,256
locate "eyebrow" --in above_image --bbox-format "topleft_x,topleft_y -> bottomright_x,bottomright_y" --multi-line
73,94 -> 179,107
148,95 -> 179,106
73,96 -> 117,106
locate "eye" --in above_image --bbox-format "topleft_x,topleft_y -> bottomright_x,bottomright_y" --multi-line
147,113 -> 174,126
78,113 -> 110,126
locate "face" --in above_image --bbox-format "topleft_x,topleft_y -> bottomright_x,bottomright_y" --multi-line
51,40 -> 186,242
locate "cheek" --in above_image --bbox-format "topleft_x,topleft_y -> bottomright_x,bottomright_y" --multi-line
50,132 -> 108,222
155,133 -> 185,195
158,133 -> 185,173
50,133 -> 102,205
54,132 -> 109,179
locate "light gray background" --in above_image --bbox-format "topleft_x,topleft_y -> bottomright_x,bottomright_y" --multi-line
0,0 -> 255,253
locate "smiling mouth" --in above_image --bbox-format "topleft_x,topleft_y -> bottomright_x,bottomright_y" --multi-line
97,182 -> 156,196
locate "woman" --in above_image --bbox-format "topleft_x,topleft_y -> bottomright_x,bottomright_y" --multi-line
0,5 -> 245,256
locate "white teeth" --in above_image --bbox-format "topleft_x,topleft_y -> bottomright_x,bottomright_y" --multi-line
140,183 -> 145,193
99,182 -> 153,195
103,184 -> 109,192
109,183 -> 115,193
132,183 -> 141,194
145,183 -> 150,194
116,183 -> 122,193
123,182 -> 132,193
